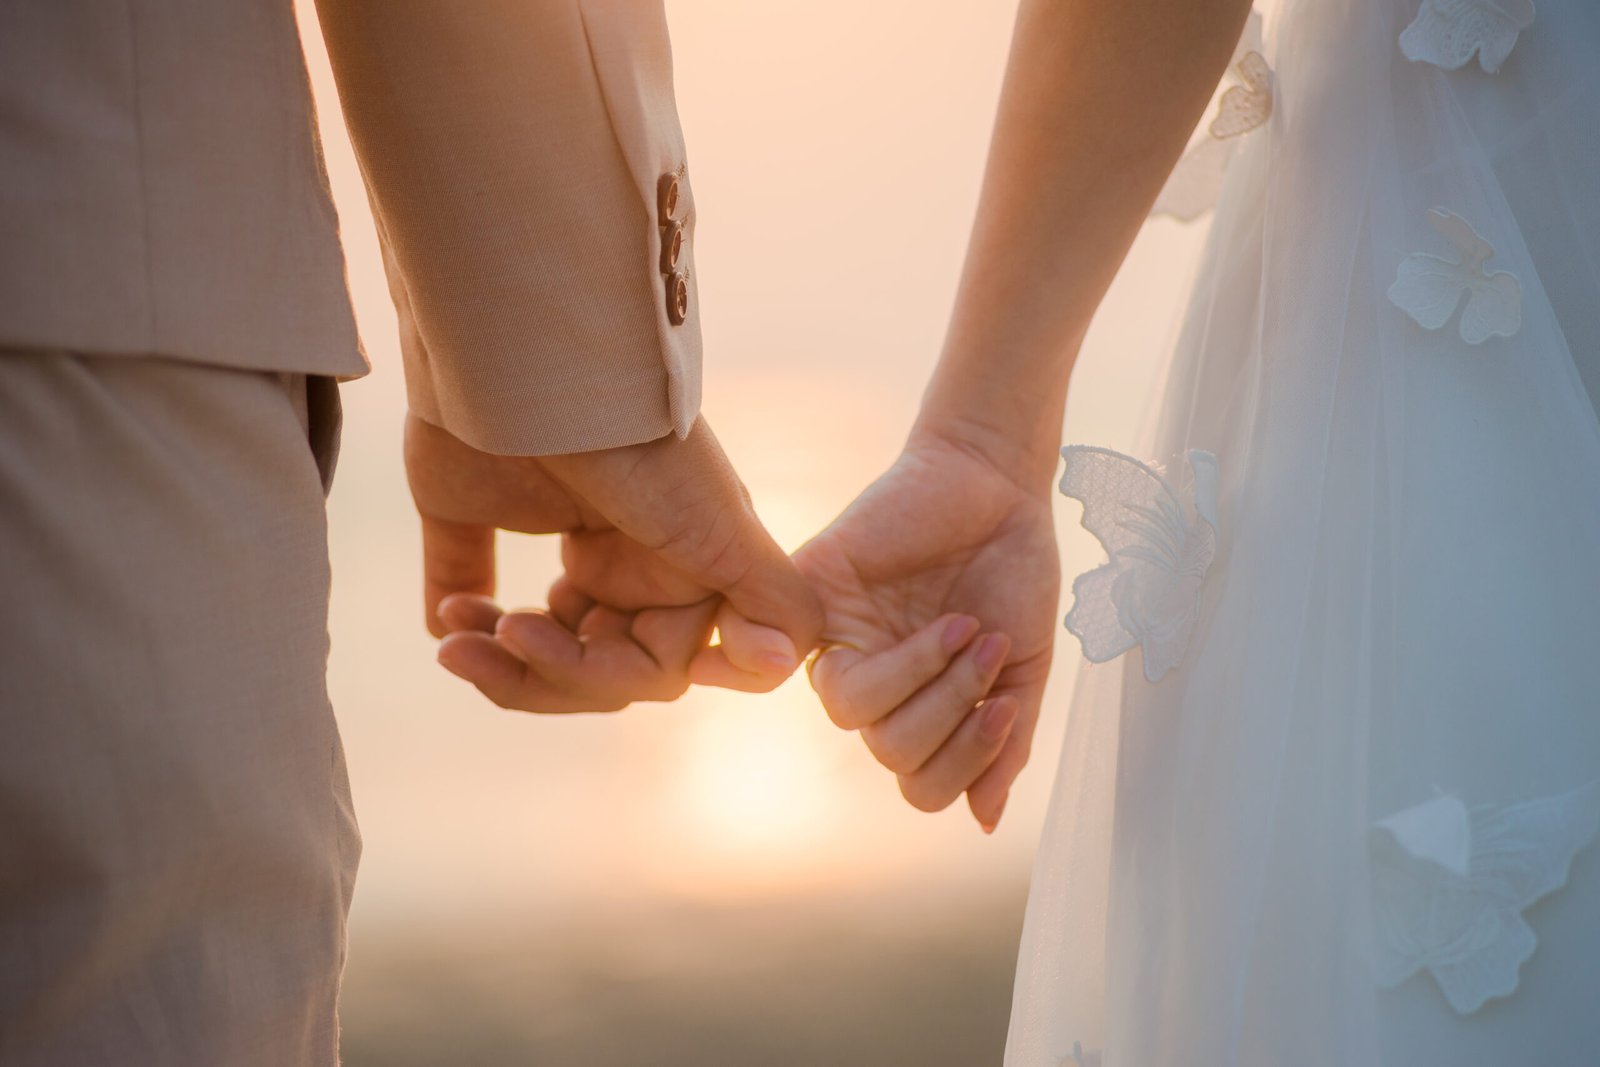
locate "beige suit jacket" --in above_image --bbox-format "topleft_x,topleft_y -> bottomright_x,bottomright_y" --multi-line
0,0 -> 700,455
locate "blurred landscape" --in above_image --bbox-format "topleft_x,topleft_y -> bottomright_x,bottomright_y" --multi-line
295,1 -> 1205,1063
339,889 -> 1025,1066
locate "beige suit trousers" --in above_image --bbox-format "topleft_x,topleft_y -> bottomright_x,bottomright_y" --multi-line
0,351 -> 359,1065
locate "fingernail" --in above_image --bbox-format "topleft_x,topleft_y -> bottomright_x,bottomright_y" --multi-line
980,697 -> 1018,741
941,614 -> 980,653
981,793 -> 1010,835
974,633 -> 1008,673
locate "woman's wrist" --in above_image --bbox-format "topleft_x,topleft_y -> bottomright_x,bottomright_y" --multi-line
911,383 -> 1068,495
911,307 -> 1082,494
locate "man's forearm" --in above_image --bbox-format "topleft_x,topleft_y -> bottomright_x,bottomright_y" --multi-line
316,0 -> 699,456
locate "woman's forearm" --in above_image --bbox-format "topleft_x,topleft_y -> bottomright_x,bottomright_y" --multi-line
916,0 -> 1254,488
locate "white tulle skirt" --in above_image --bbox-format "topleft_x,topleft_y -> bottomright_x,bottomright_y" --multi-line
1006,1 -> 1600,1064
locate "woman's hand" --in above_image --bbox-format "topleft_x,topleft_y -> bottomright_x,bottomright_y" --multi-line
795,427 -> 1060,831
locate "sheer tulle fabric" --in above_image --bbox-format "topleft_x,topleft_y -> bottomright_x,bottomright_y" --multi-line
1006,0 -> 1600,1063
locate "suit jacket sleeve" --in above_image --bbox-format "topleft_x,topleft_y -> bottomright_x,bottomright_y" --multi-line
315,0 -> 701,455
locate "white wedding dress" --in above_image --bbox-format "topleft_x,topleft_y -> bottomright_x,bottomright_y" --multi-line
1006,1 -> 1600,1064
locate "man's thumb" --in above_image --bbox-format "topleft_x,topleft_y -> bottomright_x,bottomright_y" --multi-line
711,532 -> 825,666
540,418 -> 824,658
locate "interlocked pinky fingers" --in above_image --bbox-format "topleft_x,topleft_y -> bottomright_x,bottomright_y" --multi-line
687,601 -> 805,693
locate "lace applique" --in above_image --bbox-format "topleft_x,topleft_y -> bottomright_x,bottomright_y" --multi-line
1387,208 -> 1523,344
1152,12 -> 1271,222
1370,781 -> 1600,1015
1210,51 -> 1273,139
1059,446 -> 1219,683
1399,0 -> 1536,74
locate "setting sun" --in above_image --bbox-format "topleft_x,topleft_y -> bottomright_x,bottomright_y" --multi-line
663,685 -> 846,896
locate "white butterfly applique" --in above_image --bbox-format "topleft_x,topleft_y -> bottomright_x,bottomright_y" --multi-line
1370,781 -> 1600,1014
1399,0 -> 1536,74
1387,207 -> 1522,344
1059,446 -> 1219,683
1152,12 -> 1271,222
1209,50 -> 1273,139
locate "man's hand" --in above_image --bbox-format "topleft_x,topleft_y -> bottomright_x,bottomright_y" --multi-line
795,428 -> 1059,831
406,413 -> 823,712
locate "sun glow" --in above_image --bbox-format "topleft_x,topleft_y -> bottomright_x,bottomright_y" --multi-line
657,682 -> 860,898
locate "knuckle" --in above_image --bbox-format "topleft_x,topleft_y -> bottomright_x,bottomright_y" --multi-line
579,676 -> 639,714
647,674 -> 692,703
815,661 -> 867,728
477,678 -> 524,711
945,655 -> 993,704
657,502 -> 751,592
898,775 -> 955,814
740,674 -> 784,695
823,689 -> 863,730
862,725 -> 918,777
915,637 -> 950,679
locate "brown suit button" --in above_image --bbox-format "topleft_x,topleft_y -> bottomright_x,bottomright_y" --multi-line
657,172 -> 681,221
665,271 -> 688,325
660,219 -> 685,273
